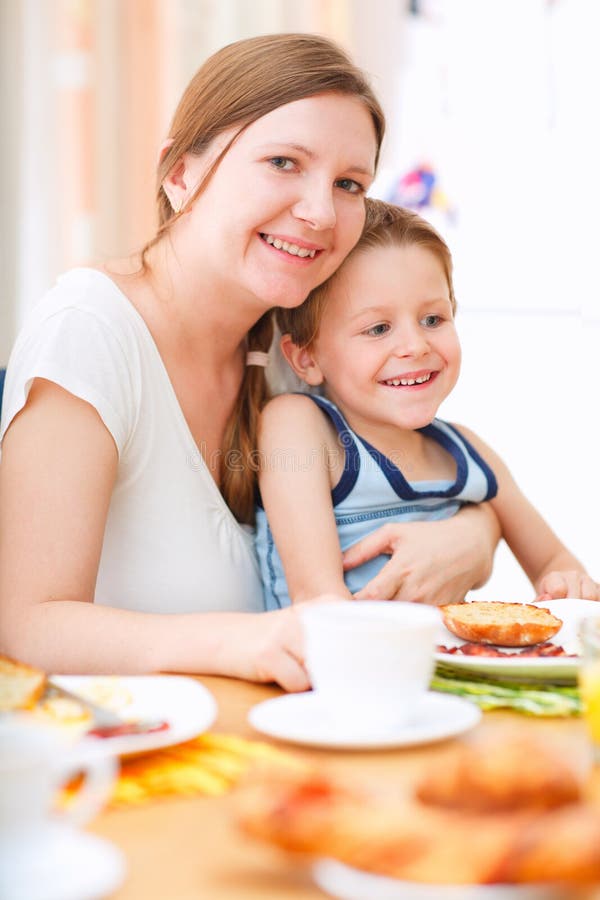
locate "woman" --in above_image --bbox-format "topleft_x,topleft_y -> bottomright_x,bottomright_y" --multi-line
0,34 -> 498,689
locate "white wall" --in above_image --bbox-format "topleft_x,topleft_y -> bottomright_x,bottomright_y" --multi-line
370,0 -> 600,598
440,309 -> 599,601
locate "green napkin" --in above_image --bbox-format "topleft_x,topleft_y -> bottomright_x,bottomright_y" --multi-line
431,666 -> 582,717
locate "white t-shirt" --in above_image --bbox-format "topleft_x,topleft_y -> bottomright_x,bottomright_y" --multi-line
0,268 -> 264,614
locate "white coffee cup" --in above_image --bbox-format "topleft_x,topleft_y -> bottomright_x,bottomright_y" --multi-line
0,718 -> 117,848
299,601 -> 439,734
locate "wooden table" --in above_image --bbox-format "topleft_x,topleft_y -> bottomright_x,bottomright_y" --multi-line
90,676 -> 594,900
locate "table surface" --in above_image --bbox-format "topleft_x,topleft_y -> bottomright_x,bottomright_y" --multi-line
90,676 -> 593,900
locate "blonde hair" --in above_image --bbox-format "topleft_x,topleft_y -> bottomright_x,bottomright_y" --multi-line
143,34 -> 384,524
277,198 -> 456,348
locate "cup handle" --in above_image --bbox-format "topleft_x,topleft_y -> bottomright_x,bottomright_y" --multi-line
56,744 -> 118,828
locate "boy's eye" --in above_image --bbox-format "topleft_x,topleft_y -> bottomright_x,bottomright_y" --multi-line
269,157 -> 295,171
421,314 -> 442,328
364,323 -> 390,337
335,178 -> 363,194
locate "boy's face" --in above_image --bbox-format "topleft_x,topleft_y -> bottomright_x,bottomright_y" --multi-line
308,242 -> 461,440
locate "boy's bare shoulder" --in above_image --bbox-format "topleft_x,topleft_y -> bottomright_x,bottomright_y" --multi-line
449,423 -> 505,471
261,393 -> 322,423
259,393 -> 331,445
449,422 -> 482,446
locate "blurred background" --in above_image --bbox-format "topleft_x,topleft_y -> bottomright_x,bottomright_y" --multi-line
1,0 -> 598,599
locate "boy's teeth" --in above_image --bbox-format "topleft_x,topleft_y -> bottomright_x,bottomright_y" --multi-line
384,373 -> 432,386
262,233 -> 316,258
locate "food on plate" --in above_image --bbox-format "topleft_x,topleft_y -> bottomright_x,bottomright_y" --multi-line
440,601 -> 562,647
0,656 -> 132,736
29,678 -> 134,736
0,654 -> 47,711
32,692 -> 93,734
415,729 -> 582,812
494,804 -> 600,886
437,641 -> 576,658
238,770 -> 515,883
75,676 -> 133,713
237,729 -> 600,886
238,771 -> 427,867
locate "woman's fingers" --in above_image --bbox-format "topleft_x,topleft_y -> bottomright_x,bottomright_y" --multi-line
272,650 -> 311,693
342,525 -> 397,570
352,573 -> 393,601
256,646 -> 309,692
236,607 -> 307,692
269,596 -> 352,691
270,607 -> 313,692
352,555 -> 413,602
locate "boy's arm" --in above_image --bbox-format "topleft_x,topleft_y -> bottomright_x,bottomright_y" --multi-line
258,395 -> 351,603
453,424 -> 598,599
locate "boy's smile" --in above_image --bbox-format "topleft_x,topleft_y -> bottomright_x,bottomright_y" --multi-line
306,242 -> 461,447
379,369 -> 438,388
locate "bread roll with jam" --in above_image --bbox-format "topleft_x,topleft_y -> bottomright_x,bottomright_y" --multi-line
440,601 -> 562,647
0,654 -> 47,711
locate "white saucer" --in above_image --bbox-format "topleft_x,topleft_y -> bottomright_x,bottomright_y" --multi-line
248,690 -> 481,750
0,823 -> 126,900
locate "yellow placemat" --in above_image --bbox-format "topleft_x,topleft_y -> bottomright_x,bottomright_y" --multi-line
108,732 -> 307,807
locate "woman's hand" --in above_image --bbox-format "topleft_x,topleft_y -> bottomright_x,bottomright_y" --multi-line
218,595 -> 346,692
343,506 -> 500,606
536,571 -> 600,601
220,608 -> 308,692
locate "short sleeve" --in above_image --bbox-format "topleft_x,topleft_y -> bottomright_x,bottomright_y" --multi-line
0,307 -> 137,455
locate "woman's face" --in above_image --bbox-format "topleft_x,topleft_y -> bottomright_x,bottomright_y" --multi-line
168,92 -> 378,311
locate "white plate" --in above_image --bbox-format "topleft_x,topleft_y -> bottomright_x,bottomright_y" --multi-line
435,598 -> 600,684
50,675 -> 217,756
248,690 -> 481,750
0,823 -> 126,900
313,858 -> 568,900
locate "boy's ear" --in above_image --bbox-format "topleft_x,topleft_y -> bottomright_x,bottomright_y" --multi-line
280,334 -> 324,386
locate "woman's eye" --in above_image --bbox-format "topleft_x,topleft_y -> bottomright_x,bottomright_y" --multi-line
335,178 -> 363,194
364,323 -> 390,337
269,157 -> 295,171
421,314 -> 442,328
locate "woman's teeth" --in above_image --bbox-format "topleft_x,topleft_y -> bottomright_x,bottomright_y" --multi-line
383,373 -> 432,386
261,233 -> 316,258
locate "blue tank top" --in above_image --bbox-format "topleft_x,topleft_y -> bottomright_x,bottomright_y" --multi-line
255,395 -> 497,610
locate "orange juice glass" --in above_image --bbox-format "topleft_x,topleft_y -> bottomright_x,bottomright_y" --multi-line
578,617 -> 600,762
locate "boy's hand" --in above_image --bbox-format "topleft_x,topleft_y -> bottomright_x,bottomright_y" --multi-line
536,571 -> 599,601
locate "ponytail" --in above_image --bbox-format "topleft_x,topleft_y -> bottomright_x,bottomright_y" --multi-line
221,311 -> 274,525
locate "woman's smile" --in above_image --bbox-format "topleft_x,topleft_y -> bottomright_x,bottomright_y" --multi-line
258,232 -> 324,261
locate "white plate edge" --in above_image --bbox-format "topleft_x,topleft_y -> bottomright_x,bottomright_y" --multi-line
49,674 -> 218,756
